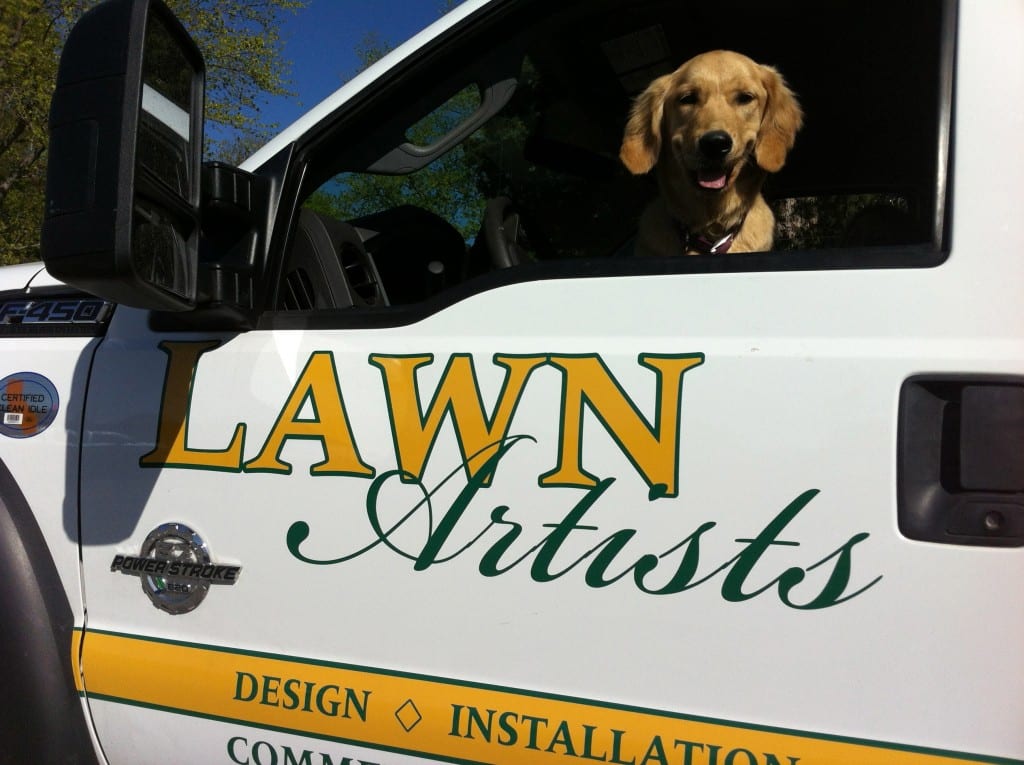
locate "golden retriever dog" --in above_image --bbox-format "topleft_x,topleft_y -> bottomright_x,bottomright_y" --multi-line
620,50 -> 802,256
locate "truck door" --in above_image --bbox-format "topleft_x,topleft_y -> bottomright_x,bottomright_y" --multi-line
75,1 -> 1024,764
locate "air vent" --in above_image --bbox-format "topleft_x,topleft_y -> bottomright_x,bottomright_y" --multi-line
280,268 -> 315,311
338,243 -> 380,305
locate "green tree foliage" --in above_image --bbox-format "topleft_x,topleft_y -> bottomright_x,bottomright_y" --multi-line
305,81 -> 501,239
0,0 -> 304,265
155,0 -> 304,151
0,0 -> 59,263
305,29 -> 531,242
772,193 -> 912,250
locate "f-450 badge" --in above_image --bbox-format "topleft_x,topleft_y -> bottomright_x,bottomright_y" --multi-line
111,523 -> 241,614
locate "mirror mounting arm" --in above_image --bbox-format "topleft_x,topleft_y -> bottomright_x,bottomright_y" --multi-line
147,163 -> 273,332
197,162 -> 272,311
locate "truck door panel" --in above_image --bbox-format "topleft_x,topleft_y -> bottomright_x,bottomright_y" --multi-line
74,1 -> 1024,763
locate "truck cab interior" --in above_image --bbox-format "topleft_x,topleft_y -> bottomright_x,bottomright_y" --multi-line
275,0 -> 950,314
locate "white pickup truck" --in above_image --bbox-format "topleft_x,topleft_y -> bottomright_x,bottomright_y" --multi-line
2,0 -> 1022,763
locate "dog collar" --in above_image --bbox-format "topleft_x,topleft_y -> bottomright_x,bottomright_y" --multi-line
674,220 -> 739,254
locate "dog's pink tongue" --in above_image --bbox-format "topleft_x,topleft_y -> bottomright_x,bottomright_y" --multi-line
698,170 -> 728,190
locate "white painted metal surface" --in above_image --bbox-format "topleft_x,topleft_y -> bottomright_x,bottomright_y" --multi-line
4,2 -> 1021,763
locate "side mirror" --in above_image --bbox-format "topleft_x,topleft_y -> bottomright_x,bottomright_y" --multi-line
42,0 -> 204,311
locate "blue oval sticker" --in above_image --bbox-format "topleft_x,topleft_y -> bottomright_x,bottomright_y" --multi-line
0,373 -> 59,438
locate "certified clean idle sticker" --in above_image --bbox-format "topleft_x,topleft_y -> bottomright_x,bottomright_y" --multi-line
111,523 -> 242,614
0,372 -> 59,438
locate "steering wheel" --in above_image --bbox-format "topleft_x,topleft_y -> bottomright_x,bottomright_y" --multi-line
483,196 -> 530,269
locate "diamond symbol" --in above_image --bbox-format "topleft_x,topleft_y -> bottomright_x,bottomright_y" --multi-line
395,699 -> 422,732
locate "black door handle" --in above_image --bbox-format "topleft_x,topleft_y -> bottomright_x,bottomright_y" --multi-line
898,376 -> 1024,546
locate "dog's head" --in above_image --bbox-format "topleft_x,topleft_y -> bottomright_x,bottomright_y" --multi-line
620,50 -> 802,190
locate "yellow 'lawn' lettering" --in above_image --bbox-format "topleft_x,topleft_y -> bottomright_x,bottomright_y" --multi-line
243,352 -> 374,477
143,343 -> 704,496
370,353 -> 546,485
141,341 -> 246,470
541,354 -> 703,498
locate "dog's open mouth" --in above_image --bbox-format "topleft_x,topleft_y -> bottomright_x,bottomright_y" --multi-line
696,168 -> 730,190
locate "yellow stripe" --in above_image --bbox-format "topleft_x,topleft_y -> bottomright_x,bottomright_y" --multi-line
71,627 -> 84,692
76,630 -> 1007,765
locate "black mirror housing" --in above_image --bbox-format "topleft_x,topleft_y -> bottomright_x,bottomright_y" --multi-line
42,0 -> 205,311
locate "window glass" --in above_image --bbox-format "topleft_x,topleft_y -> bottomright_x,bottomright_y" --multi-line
280,0 -> 949,312
773,194 -> 917,251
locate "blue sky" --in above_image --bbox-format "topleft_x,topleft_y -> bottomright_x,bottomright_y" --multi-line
263,0 -> 448,133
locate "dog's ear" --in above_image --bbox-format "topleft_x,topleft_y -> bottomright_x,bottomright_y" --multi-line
620,75 -> 672,175
755,65 -> 803,173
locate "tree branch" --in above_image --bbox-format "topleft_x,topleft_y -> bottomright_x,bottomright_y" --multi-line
0,118 -> 29,159
0,143 -> 46,208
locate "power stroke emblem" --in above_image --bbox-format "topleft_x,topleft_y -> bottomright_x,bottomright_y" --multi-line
111,523 -> 241,614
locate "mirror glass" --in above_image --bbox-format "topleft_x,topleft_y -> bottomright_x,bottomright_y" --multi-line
133,10 -> 200,299
138,12 -> 194,200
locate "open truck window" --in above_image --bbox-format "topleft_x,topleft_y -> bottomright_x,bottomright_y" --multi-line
269,0 -> 951,318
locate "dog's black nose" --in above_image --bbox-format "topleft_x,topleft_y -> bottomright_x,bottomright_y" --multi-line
698,131 -> 733,158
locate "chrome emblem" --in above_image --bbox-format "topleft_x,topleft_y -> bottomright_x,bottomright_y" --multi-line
111,523 -> 241,614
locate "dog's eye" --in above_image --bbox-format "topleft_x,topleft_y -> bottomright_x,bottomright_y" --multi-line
677,92 -> 698,106
735,92 -> 756,105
